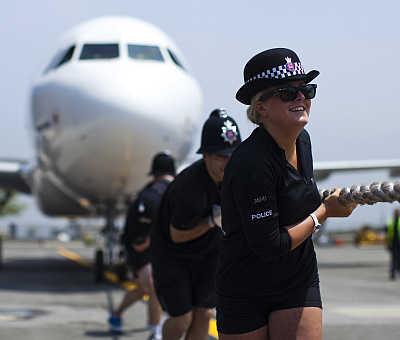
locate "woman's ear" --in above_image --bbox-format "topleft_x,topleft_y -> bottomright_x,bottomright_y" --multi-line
255,100 -> 269,121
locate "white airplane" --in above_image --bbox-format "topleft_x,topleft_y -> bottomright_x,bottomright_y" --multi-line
0,16 -> 203,214
0,16 -> 202,273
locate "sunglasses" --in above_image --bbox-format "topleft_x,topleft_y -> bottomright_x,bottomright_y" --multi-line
260,84 -> 317,102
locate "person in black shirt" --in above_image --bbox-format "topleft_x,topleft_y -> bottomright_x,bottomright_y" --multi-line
151,109 -> 241,340
216,48 -> 357,339
109,152 -> 175,339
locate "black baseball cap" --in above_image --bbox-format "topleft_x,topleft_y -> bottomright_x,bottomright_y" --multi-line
148,152 -> 176,176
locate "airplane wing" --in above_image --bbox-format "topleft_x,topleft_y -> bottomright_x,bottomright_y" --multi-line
2,157 -> 399,194
0,159 -> 32,194
314,159 -> 400,181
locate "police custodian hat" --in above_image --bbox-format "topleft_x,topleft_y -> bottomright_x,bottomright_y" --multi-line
236,48 -> 319,105
196,108 -> 241,156
149,152 -> 176,176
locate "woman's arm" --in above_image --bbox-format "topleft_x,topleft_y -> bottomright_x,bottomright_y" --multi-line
286,189 -> 357,250
232,166 -> 292,261
132,237 -> 151,252
169,216 -> 214,243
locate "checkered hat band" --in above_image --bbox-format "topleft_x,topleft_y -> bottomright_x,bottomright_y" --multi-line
246,62 -> 305,83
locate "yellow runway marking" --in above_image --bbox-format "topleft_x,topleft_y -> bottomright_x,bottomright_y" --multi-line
57,247 -> 218,338
57,247 -> 91,268
103,271 -> 119,283
121,281 -> 137,291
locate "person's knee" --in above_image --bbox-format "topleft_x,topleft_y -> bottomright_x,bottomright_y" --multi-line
125,287 -> 144,301
131,285 -> 145,297
140,282 -> 151,295
178,312 -> 193,330
169,312 -> 193,334
142,276 -> 157,295
297,318 -> 322,339
193,308 -> 213,322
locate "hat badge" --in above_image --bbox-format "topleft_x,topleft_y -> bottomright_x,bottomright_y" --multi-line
285,57 -> 295,72
221,120 -> 238,145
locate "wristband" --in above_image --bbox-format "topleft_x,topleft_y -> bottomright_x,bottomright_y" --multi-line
309,213 -> 321,233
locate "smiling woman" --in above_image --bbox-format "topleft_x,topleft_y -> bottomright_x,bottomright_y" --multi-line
216,48 -> 357,340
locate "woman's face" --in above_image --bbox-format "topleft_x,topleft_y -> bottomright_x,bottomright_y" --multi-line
257,80 -> 312,132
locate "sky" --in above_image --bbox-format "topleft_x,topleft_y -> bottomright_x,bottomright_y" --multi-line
0,0 -> 399,232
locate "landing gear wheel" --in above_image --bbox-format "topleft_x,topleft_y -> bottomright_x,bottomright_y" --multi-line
94,249 -> 104,283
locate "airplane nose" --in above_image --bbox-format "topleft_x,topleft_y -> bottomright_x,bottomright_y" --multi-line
32,62 -> 202,202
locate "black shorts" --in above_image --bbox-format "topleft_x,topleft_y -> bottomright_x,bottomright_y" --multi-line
152,250 -> 218,317
125,246 -> 149,276
216,282 -> 322,335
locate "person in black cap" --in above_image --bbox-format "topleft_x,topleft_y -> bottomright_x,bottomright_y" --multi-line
216,48 -> 357,339
109,152 -> 176,339
151,109 -> 241,340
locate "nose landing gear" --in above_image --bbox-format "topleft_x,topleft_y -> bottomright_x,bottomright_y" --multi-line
94,206 -> 123,283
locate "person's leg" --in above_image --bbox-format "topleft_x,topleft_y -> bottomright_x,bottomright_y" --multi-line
147,291 -> 163,339
148,289 -> 163,326
137,264 -> 163,339
184,307 -> 213,340
219,326 -> 269,340
109,280 -> 144,332
268,307 -> 322,340
137,264 -> 162,325
114,287 -> 144,317
113,249 -> 144,317
162,311 -> 193,340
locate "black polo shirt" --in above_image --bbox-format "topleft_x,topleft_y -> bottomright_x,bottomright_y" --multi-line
122,179 -> 171,246
217,127 -> 321,298
121,178 -> 171,269
151,159 -> 221,260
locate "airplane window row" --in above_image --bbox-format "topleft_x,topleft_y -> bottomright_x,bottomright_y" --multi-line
44,43 -> 186,73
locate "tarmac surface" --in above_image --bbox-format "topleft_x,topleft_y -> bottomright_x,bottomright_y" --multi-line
0,240 -> 399,339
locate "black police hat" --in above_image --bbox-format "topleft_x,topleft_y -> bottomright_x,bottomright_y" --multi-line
236,48 -> 319,105
196,108 -> 241,156
148,152 -> 176,176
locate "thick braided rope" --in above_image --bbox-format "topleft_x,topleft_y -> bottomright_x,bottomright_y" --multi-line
320,181 -> 400,205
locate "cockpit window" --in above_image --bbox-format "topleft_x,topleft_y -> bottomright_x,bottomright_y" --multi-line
167,49 -> 185,70
167,48 -> 185,70
44,45 -> 75,73
79,44 -> 119,60
58,46 -> 75,67
128,45 -> 164,62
